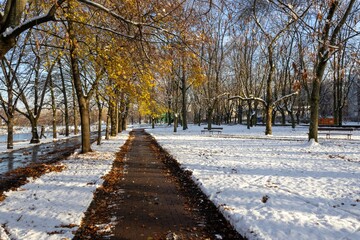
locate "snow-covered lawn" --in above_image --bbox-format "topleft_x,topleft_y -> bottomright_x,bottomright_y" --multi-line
147,124 -> 360,240
0,133 -> 129,240
0,124 -> 359,240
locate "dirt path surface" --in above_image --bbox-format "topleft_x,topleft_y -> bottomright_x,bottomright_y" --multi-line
74,129 -> 244,240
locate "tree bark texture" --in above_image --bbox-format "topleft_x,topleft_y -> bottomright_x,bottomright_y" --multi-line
68,12 -> 92,153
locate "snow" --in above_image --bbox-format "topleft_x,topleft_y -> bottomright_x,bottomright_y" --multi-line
0,123 -> 359,240
147,124 -> 360,240
0,132 -> 129,240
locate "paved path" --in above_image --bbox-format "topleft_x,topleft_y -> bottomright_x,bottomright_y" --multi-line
75,129 -> 244,239
111,129 -> 206,239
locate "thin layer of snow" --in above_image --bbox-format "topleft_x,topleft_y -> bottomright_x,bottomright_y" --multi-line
147,124 -> 360,240
0,133 -> 128,240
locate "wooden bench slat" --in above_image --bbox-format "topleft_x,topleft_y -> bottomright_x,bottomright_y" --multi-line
317,127 -> 353,139
201,127 -> 223,134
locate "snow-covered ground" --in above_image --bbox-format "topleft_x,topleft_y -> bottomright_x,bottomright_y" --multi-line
0,123 -> 359,240
0,132 -> 129,240
147,124 -> 360,240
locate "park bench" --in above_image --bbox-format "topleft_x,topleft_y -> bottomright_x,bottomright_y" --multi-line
317,127 -> 354,139
201,127 -> 223,134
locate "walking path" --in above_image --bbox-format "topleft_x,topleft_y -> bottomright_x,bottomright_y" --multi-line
75,129 -> 243,239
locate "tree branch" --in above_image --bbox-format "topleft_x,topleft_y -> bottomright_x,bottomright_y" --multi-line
3,0 -> 65,39
228,95 -> 266,105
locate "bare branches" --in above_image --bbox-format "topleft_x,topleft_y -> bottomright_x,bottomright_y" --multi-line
229,95 -> 266,105
229,90 -> 299,107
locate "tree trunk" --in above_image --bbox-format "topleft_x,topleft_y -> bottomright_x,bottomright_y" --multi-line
122,100 -> 129,131
7,115 -> 14,149
50,76 -> 57,139
246,103 -> 251,129
30,119 -> 40,144
59,59 -> 69,136
265,46 -> 274,135
109,99 -> 117,136
308,76 -> 321,141
181,83 -> 188,130
118,110 -> 123,133
96,93 -> 102,145
289,111 -> 296,129
280,109 -> 286,125
6,87 -> 14,149
97,107 -> 102,145
198,109 -> 201,126
68,14 -> 92,153
105,111 -> 110,140
308,0 -> 355,141
167,97 -> 172,126
238,105 -> 243,124
207,108 -> 213,130
173,113 -> 178,132
78,99 -> 92,153
71,78 -> 78,135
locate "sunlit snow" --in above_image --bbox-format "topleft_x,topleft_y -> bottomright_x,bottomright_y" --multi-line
0,132 -> 129,240
0,124 -> 359,240
147,124 -> 360,240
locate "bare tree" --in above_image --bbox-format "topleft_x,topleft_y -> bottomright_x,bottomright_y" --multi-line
307,0 -> 357,141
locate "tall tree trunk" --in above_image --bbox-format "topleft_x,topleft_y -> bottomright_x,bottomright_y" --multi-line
78,99 -> 92,152
118,110 -> 123,133
6,89 -> 14,149
238,105 -> 243,124
246,102 -> 251,129
167,97 -> 172,126
59,59 -> 69,136
207,108 -> 213,130
309,76 -> 321,141
173,113 -> 178,132
97,105 -> 102,145
181,76 -> 188,130
122,99 -> 129,131
96,90 -> 102,145
71,78 -> 78,135
109,99 -> 117,136
198,109 -> 201,126
68,12 -> 92,153
265,46 -> 274,135
118,94 -> 125,133
50,76 -> 57,139
105,111 -> 110,140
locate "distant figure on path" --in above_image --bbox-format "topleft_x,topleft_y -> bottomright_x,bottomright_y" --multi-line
40,126 -> 46,139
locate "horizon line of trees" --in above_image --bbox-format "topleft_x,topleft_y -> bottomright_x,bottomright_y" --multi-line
0,0 -> 359,152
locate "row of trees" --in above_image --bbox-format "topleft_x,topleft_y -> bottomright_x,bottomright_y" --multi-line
0,0 -> 359,153
157,0 -> 359,140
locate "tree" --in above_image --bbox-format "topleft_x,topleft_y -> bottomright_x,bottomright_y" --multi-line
14,36 -> 58,143
251,0 -> 301,135
0,35 -> 29,148
307,0 -> 357,141
58,58 -> 70,136
199,1 -> 230,130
